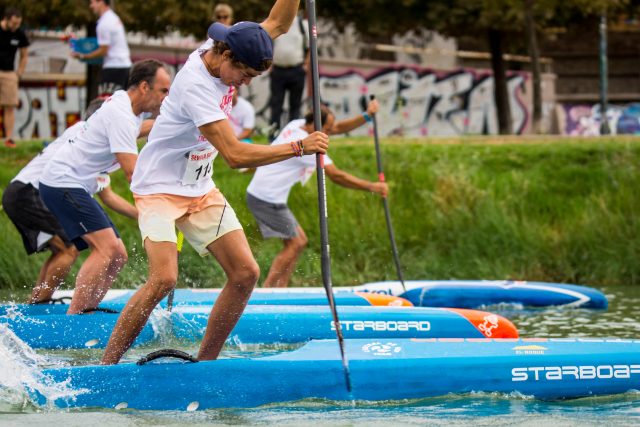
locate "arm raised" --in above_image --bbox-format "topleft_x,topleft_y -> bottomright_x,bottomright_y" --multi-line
330,99 -> 379,135
260,0 -> 300,39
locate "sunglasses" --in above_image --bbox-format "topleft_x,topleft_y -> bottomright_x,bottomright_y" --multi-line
216,15 -> 230,20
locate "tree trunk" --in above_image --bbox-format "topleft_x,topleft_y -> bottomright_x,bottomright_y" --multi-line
488,29 -> 512,135
524,0 -> 543,134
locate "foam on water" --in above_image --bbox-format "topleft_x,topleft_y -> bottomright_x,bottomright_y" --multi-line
0,323 -> 83,409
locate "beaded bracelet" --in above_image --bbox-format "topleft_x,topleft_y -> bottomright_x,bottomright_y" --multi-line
297,139 -> 304,155
290,141 -> 303,157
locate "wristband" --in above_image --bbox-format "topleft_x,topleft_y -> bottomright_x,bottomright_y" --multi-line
290,141 -> 302,157
362,112 -> 372,123
297,139 -> 304,155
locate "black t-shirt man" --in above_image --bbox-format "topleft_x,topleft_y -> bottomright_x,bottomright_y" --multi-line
0,26 -> 29,71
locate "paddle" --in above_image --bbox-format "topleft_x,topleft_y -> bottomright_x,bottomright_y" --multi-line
369,94 -> 406,292
166,231 -> 184,312
306,0 -> 352,393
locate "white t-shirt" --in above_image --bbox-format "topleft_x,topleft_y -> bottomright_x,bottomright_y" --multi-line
97,9 -> 132,68
13,122 -> 84,189
131,53 -> 234,197
229,97 -> 255,138
188,39 -> 213,62
247,119 -> 332,204
272,16 -> 308,67
40,91 -> 143,195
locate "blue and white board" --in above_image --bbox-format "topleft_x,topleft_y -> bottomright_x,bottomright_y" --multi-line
359,280 -> 609,309
33,337 -> 640,410
0,280 -> 607,318
1,305 -> 518,349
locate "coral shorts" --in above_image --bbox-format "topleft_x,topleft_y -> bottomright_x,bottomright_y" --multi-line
134,188 -> 242,256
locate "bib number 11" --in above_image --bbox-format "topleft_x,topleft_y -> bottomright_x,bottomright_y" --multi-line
182,147 -> 215,185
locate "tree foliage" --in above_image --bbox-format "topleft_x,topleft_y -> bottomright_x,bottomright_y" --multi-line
2,0 -> 633,39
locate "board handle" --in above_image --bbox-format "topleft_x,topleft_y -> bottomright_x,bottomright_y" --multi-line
79,307 -> 119,314
136,349 -> 199,365
34,296 -> 72,305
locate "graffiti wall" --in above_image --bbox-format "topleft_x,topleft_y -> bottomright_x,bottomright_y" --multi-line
10,67 -> 529,140
1,80 -> 85,140
562,103 -> 640,136
240,66 -> 529,137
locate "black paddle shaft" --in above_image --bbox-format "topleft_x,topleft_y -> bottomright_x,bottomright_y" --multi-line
306,0 -> 352,394
370,95 -> 406,291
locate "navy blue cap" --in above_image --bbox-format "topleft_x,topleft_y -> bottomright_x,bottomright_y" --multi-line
207,21 -> 273,70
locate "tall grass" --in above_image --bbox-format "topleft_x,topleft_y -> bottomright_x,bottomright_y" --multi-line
1,136 -> 640,292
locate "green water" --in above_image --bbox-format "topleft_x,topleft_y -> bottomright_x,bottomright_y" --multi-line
0,286 -> 639,426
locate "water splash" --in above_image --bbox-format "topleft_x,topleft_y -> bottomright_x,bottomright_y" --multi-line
148,307 -> 174,345
0,324 -> 83,409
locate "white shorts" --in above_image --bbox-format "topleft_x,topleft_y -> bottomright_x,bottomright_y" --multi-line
134,188 -> 243,256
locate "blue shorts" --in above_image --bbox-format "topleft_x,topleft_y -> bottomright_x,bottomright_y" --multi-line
39,183 -> 119,251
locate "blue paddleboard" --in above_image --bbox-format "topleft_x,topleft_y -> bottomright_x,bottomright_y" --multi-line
2,305 -> 518,349
33,337 -> 640,410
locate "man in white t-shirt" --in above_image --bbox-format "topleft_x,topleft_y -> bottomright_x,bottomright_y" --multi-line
101,0 -> 329,365
1,98 -> 136,304
72,0 -> 132,93
229,89 -> 255,142
39,60 -> 170,315
247,100 -> 387,288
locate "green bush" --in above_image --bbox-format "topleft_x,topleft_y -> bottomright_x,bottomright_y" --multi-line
1,136 -> 639,292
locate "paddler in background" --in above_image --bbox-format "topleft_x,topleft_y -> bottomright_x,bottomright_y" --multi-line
246,100 -> 387,288
38,59 -> 170,314
1,97 -> 141,305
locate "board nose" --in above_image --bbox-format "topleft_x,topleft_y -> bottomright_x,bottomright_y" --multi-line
444,308 -> 519,338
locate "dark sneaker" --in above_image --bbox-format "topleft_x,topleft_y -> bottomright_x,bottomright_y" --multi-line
4,139 -> 16,148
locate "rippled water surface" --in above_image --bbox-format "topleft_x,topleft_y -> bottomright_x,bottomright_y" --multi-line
1,285 -> 639,426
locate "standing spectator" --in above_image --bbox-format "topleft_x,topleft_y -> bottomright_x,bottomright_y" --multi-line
212,3 -> 234,27
72,0 -> 131,94
268,12 -> 308,140
0,8 -> 29,148
229,90 -> 255,142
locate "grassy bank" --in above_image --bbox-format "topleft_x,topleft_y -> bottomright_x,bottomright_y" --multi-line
1,136 -> 639,292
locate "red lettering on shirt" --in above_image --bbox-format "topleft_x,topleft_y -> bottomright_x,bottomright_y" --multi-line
220,86 -> 234,117
190,151 -> 214,161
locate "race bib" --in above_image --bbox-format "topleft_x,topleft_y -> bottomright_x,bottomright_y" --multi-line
181,146 -> 216,185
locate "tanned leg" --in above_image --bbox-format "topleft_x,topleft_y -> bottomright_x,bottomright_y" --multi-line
67,228 -> 128,314
29,236 -> 78,303
263,226 -> 307,288
101,240 -> 178,365
197,230 -> 260,360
